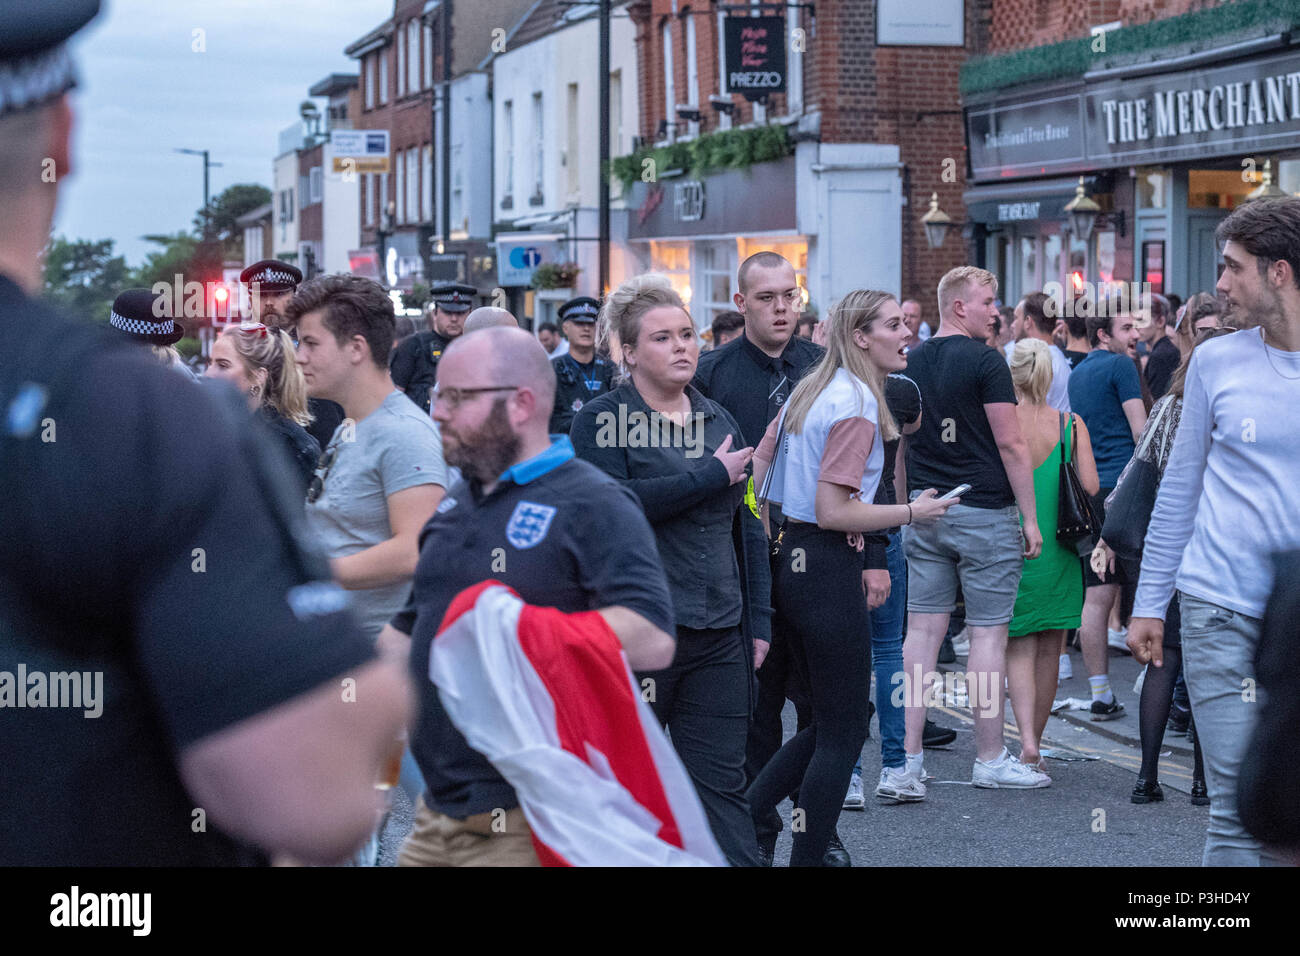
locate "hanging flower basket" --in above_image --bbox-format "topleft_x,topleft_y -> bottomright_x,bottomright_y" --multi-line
531,262 -> 581,290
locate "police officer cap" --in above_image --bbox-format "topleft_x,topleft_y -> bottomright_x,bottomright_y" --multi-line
240,259 -> 303,292
0,0 -> 101,119
109,288 -> 185,346
559,296 -> 600,324
431,283 -> 477,313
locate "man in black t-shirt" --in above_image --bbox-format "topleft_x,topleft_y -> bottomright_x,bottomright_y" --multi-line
1139,293 -> 1180,399
0,8 -> 410,865
381,328 -> 676,866
900,267 -> 1045,792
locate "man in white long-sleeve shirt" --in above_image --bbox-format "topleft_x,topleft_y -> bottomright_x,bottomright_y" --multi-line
1129,197 -> 1300,867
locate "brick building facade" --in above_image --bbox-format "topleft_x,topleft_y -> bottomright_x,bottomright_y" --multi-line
964,0 -> 1298,306
623,0 -> 987,318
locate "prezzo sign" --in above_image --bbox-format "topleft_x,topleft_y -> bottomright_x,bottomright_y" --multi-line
725,16 -> 787,97
968,47 -> 1300,180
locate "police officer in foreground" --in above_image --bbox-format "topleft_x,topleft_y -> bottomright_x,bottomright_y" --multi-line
390,281 -> 474,413
0,1 -> 410,865
549,295 -> 615,435
241,258 -> 343,450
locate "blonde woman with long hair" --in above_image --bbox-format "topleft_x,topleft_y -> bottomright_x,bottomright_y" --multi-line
748,290 -> 955,866
1006,338 -> 1098,771
205,323 -> 320,494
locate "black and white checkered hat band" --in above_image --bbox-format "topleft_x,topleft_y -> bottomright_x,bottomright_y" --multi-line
0,45 -> 77,117
110,310 -> 177,337
250,269 -> 296,286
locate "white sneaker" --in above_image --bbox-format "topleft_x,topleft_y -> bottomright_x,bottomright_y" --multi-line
1107,627 -> 1130,652
972,748 -> 1052,789
1058,653 -> 1073,683
842,770 -> 866,810
877,766 -> 927,803
951,627 -> 971,656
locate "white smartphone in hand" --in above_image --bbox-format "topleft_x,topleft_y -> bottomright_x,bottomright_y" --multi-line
938,483 -> 971,501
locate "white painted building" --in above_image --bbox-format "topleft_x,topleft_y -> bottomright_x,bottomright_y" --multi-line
272,125 -> 301,263
492,2 -> 639,323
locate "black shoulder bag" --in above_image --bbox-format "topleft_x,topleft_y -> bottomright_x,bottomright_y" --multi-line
1056,412 -> 1100,555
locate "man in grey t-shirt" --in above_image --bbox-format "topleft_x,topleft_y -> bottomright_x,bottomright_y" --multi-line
289,276 -> 448,637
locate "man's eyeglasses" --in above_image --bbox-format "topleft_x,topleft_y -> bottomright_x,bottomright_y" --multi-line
307,444 -> 340,504
432,385 -> 519,411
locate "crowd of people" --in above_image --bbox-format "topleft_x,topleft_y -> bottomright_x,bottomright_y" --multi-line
5,5 -> 1299,868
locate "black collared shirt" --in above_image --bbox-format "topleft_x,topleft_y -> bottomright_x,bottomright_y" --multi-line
390,329 -> 452,414
693,332 -> 824,447
391,442 -> 675,819
571,382 -> 770,639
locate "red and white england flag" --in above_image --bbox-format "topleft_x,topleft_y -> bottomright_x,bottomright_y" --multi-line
429,581 -> 725,866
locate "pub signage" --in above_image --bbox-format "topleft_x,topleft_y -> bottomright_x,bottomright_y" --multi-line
968,46 -> 1300,181
725,16 -> 787,98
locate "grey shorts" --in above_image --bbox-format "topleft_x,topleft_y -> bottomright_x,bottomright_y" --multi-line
902,497 -> 1024,627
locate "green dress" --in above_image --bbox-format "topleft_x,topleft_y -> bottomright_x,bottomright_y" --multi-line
1008,412 -> 1084,637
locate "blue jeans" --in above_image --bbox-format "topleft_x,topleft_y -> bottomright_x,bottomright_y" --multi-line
1179,592 -> 1288,866
855,532 -> 907,774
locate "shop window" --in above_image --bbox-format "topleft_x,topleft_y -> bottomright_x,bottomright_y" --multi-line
651,241 -> 692,308
1137,169 -> 1168,209
1043,233 -> 1063,291
1018,236 -> 1038,296
1277,158 -> 1300,196
697,243 -> 735,325
1142,241 -> 1165,295
1095,230 -> 1116,289
1188,168 -> 1253,210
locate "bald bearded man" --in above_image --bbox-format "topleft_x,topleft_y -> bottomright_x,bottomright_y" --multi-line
377,328 -> 678,866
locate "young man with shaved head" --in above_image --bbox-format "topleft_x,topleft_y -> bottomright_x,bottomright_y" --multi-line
379,327 -> 678,866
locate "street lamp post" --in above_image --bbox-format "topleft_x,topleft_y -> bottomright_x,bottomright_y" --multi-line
175,148 -> 224,234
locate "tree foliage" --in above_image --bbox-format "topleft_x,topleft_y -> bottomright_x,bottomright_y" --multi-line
193,183 -> 272,257
42,236 -> 131,322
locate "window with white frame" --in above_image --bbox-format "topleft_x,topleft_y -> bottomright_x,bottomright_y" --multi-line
532,92 -> 544,200
379,48 -> 388,104
309,166 -> 322,204
697,242 -> 735,324
566,83 -> 580,198
715,10 -> 731,130
503,100 -> 514,201
365,173 -> 375,226
422,145 -> 433,222
424,23 -> 433,88
786,2 -> 803,114
611,70 -> 623,154
396,25 -> 405,97
365,54 -> 375,110
408,21 -> 420,95
406,146 -> 418,223
685,12 -> 700,138
661,20 -> 675,142
394,151 -> 405,223
379,172 -> 389,221
287,187 -> 294,222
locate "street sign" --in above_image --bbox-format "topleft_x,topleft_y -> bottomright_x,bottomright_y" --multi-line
331,129 -> 390,174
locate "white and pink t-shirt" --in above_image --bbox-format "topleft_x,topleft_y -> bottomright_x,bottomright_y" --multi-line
755,367 -> 884,524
